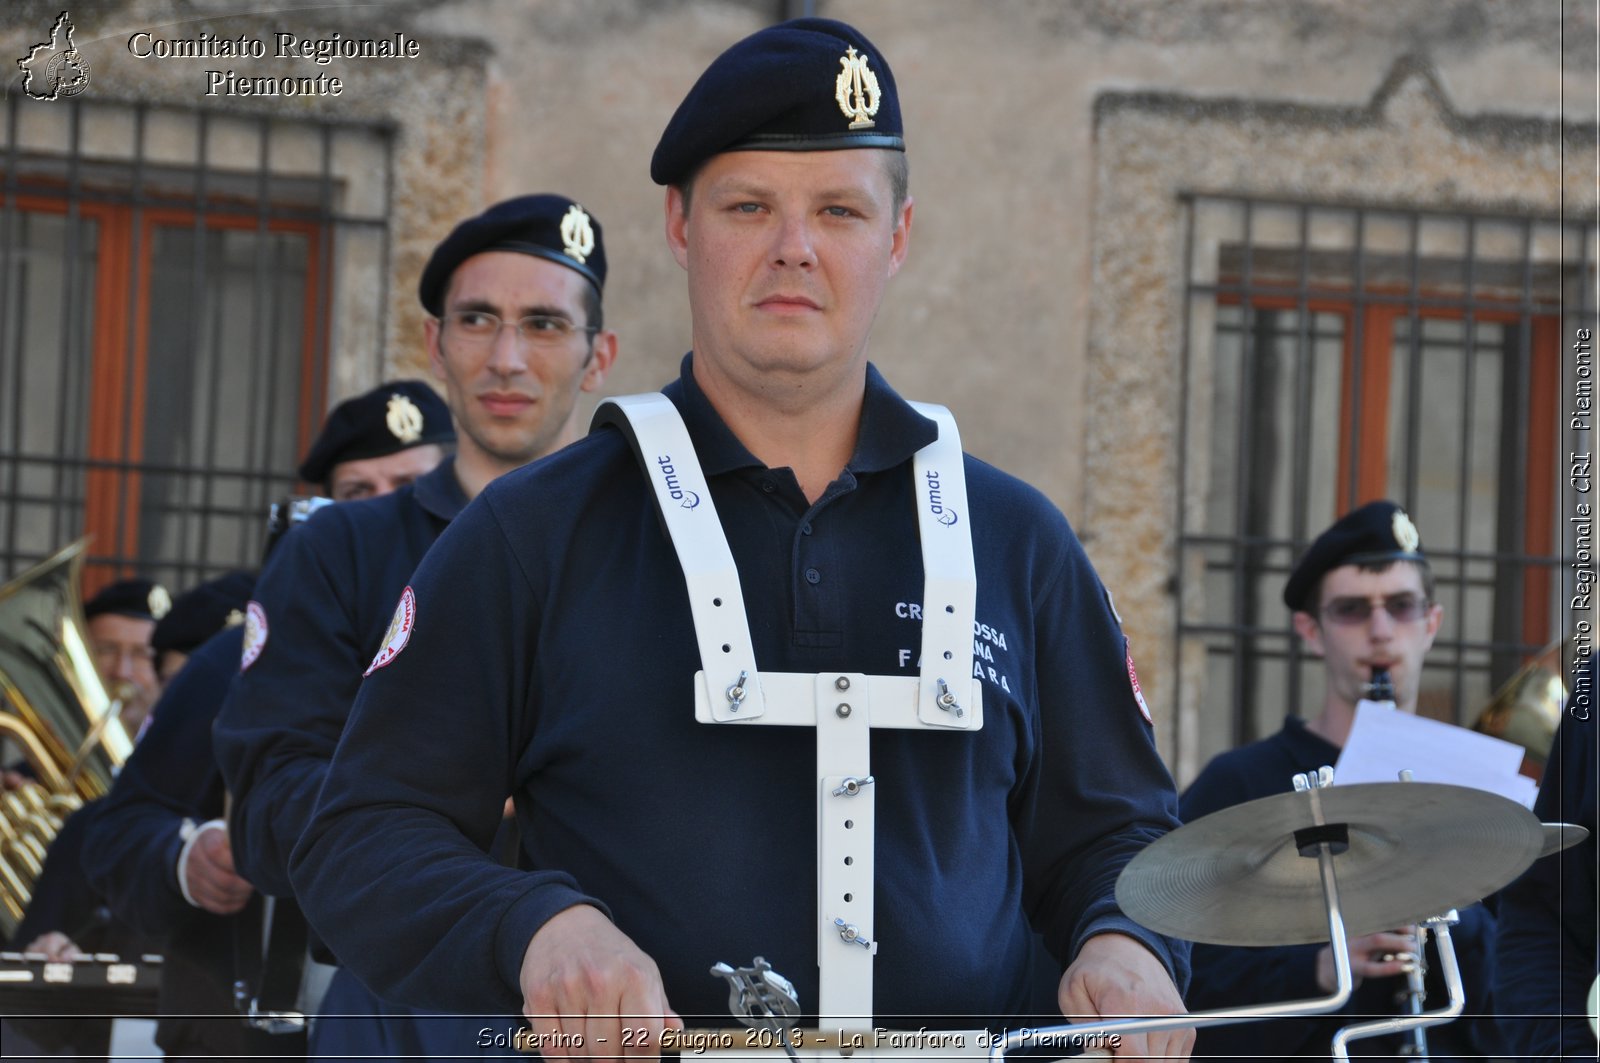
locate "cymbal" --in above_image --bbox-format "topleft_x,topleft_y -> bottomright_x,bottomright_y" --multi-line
1541,821 -> 1590,857
1116,782 -> 1543,946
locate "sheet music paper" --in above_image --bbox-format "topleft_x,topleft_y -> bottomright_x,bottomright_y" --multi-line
1333,700 -> 1539,808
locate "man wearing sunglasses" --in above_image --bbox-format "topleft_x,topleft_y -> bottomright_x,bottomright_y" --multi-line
1178,500 -> 1499,1061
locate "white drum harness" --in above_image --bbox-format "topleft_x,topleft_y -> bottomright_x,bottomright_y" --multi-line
594,394 -> 982,1030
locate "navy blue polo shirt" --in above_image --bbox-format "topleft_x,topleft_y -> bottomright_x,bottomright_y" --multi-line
292,356 -> 1188,1024
214,459 -> 468,898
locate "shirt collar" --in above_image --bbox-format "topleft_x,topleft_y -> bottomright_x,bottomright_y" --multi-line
413,455 -> 471,522
663,353 -> 938,477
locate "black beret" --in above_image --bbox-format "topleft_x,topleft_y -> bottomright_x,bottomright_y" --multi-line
151,570 -> 256,656
85,578 -> 169,623
417,194 -> 606,316
651,17 -> 904,187
298,380 -> 454,486
1284,500 -> 1428,612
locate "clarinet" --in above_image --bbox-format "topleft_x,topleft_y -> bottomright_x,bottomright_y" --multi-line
1362,668 -> 1396,706
1397,925 -> 1430,1059
1364,668 -> 1430,1060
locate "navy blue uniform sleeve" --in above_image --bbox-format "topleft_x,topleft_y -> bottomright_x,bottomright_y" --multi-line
1016,516 -> 1191,992
1495,696 -> 1599,1059
290,493 -> 600,1014
213,508 -> 365,898
81,630 -> 240,938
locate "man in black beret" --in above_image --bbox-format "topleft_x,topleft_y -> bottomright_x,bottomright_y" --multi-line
298,378 -> 454,501
1181,501 -> 1499,1061
150,569 -> 255,682
415,191 -> 614,498
216,191 -> 616,1058
84,576 -> 170,740
293,17 -> 1192,1059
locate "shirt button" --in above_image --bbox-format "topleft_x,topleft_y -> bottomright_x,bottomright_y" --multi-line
760,478 -> 776,493
805,567 -> 822,585
801,523 -> 813,535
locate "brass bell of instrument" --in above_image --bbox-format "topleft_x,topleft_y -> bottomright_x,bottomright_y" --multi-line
0,539 -> 133,939
1472,641 -> 1565,780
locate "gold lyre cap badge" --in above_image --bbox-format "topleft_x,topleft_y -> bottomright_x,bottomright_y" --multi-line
1392,509 -> 1421,553
834,46 -> 881,130
648,19 -> 905,187
560,204 -> 595,264
386,393 -> 425,444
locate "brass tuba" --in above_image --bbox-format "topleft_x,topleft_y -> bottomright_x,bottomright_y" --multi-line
1472,640 -> 1566,781
0,539 -> 133,939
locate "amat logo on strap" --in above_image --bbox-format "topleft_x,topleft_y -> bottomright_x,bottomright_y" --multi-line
655,455 -> 700,509
923,469 -> 958,527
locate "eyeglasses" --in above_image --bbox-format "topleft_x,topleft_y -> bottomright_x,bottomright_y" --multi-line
1320,593 -> 1431,625
440,310 -> 596,349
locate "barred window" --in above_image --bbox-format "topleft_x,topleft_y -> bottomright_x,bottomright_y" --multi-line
0,96 -> 393,593
1176,195 -> 1592,765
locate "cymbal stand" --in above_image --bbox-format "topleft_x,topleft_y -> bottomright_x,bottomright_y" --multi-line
1330,910 -> 1464,1062
991,767 -> 1358,1061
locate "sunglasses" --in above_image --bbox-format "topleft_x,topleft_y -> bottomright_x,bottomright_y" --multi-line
1321,593 -> 1431,625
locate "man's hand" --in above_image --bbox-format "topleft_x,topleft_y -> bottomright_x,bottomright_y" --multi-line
1316,928 -> 1417,993
1059,932 -> 1193,1061
24,931 -> 85,962
520,904 -> 682,1062
181,823 -> 254,915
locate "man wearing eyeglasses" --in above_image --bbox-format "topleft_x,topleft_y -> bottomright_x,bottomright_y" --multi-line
1179,500 -> 1498,1061
84,577 -> 170,740
214,194 -> 616,1057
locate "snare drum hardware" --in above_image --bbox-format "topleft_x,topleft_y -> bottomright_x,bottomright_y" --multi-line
0,950 -> 162,1016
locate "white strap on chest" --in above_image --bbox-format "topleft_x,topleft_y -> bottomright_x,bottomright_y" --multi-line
904,401 -> 980,727
594,394 -> 767,719
594,393 -> 981,1028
